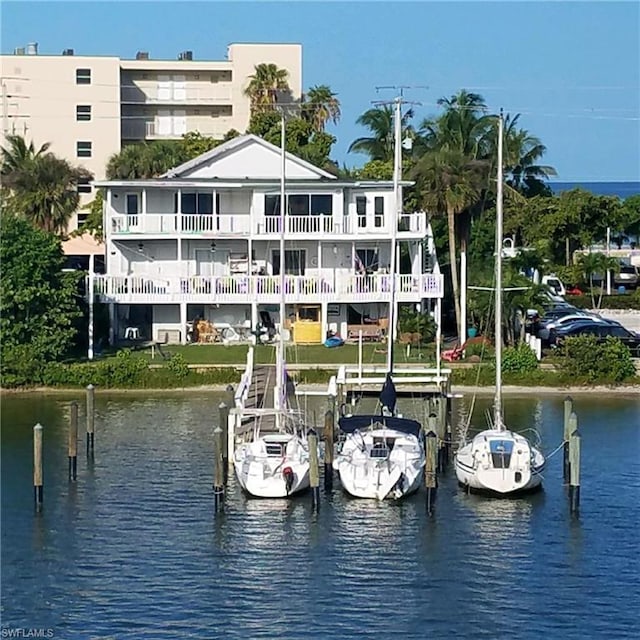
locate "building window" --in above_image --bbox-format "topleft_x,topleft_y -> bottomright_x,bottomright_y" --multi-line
77,177 -> 92,194
180,192 -> 213,214
76,141 -> 92,157
272,249 -> 305,276
265,195 -> 280,216
356,196 -> 367,227
76,105 -> 92,121
374,196 -> 384,227
76,68 -> 91,84
77,212 -> 89,227
356,248 -> 379,273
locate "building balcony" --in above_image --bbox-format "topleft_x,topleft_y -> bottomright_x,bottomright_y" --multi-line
120,85 -> 232,104
91,272 -> 444,304
108,212 -> 426,238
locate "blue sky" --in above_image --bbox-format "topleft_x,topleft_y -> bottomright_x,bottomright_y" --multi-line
2,0 -> 639,181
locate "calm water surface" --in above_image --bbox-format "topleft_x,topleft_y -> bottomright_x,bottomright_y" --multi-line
1,391 -> 639,639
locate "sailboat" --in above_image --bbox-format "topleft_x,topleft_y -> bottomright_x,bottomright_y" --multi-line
454,112 -> 545,494
233,115 -> 311,498
333,97 -> 425,500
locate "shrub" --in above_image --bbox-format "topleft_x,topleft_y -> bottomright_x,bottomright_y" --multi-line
165,353 -> 189,380
568,292 -> 640,310
501,344 -> 539,374
559,335 -> 636,383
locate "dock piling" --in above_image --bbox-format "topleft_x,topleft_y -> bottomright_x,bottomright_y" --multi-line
563,396 -> 573,483
308,429 -> 320,511
323,409 -> 334,491
218,402 -> 229,484
86,384 -> 95,457
569,417 -> 581,516
33,423 -> 43,511
424,430 -> 438,516
213,426 -> 225,513
68,401 -> 78,481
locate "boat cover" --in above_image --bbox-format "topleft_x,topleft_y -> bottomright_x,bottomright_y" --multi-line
338,415 -> 422,438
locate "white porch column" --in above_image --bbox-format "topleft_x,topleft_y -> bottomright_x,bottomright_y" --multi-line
177,188 -> 182,233
317,240 -> 322,274
418,239 -> 423,276
180,302 -> 187,345
436,297 -> 442,378
460,249 -> 467,345
141,188 -> 147,213
251,302 -> 259,332
87,253 -> 95,360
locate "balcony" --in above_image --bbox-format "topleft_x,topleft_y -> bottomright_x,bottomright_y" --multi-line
91,272 -> 444,304
110,214 -> 251,235
120,85 -> 232,104
108,212 -> 426,238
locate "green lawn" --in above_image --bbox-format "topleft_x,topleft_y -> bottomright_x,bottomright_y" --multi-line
104,342 -> 437,366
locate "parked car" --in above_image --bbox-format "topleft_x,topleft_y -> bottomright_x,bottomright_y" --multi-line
537,312 -> 605,343
613,265 -> 639,290
549,320 -> 640,356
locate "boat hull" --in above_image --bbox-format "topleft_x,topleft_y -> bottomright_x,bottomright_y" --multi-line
234,433 -> 311,498
334,428 -> 425,500
454,429 -> 545,495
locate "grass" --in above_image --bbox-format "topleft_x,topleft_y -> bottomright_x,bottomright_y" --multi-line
100,342 -> 439,367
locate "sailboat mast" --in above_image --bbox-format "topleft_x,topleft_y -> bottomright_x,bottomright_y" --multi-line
494,111 -> 504,429
386,96 -> 402,374
277,113 -> 286,413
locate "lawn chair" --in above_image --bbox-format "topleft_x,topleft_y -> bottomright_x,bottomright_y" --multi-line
441,336 -> 491,362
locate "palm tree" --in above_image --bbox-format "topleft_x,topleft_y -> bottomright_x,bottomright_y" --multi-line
577,252 -> 619,309
412,149 -> 489,339
1,134 -> 51,188
302,85 -> 341,132
243,63 -> 290,113
9,153 -> 92,235
106,142 -> 185,180
503,114 -> 556,196
348,105 -> 414,162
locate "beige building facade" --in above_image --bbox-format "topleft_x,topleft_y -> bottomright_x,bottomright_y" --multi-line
0,42 -> 302,241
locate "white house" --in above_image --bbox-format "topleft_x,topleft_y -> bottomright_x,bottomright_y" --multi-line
92,134 -> 444,345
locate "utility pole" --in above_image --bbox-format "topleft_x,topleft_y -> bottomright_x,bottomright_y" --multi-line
373,86 -> 424,373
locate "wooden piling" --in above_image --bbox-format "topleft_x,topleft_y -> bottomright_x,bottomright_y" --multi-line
218,402 -> 229,484
563,396 -> 573,483
323,409 -> 334,490
569,418 -> 581,516
213,426 -> 225,513
68,401 -> 78,481
33,423 -> 43,511
308,429 -> 320,511
424,430 -> 438,516
86,384 -> 95,457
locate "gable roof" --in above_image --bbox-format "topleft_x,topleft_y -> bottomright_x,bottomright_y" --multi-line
162,134 -> 337,180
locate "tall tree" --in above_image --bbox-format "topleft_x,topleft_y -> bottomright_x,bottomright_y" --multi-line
302,85 -> 341,132
243,63 -> 291,113
348,105 -> 414,162
2,136 -> 92,235
0,216 -> 83,384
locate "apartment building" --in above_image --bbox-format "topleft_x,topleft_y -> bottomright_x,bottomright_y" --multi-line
0,42 -> 302,248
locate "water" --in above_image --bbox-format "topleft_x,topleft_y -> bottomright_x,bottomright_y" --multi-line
1,391 -> 639,639
549,181 -> 640,198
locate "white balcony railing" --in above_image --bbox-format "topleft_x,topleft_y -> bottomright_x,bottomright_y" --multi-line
120,85 -> 232,104
108,212 -> 426,237
91,272 -> 444,303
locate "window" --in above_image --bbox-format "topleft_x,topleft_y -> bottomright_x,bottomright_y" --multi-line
77,212 -> 89,227
356,248 -> 379,273
77,177 -> 92,194
272,249 -> 305,276
356,196 -> 367,228
288,194 -> 308,216
126,194 -> 140,215
181,192 -> 213,215
374,196 -> 384,227
265,195 -> 280,216
76,141 -> 92,157
266,194 -> 334,217
76,68 -> 91,84
76,105 -> 91,121
311,194 -> 332,215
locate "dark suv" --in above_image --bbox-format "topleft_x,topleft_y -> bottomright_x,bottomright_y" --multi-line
549,320 -> 640,356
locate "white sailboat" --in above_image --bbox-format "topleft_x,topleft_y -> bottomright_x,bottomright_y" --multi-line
454,112 -> 545,494
334,97 -> 425,500
233,115 -> 311,498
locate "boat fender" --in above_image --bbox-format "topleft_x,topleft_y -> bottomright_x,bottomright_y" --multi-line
282,466 -> 294,493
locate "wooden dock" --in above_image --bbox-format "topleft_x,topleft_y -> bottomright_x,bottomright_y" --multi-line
236,364 -> 279,434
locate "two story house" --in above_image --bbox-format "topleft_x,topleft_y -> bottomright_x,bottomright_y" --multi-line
93,134 -> 444,345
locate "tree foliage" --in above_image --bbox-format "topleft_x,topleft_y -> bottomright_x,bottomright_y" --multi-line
1,216 -> 83,384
